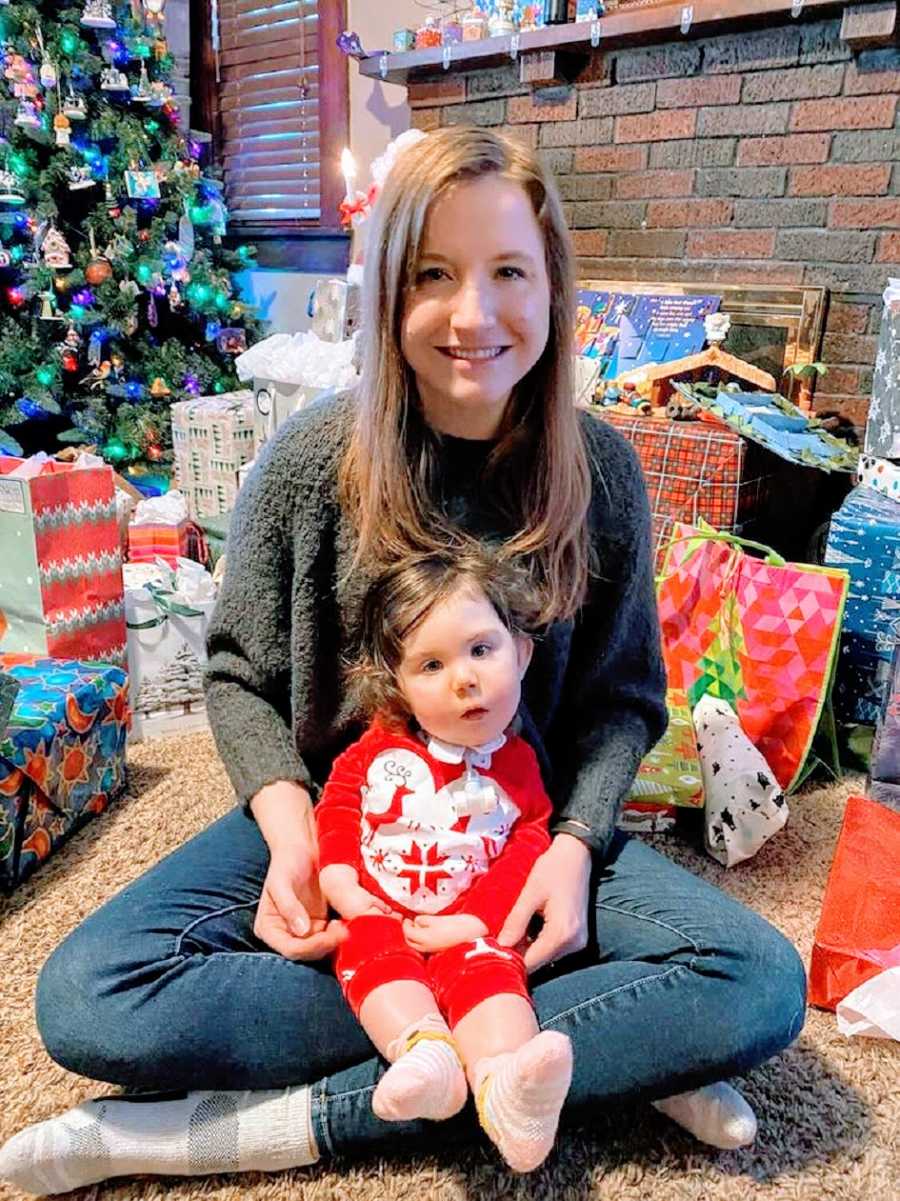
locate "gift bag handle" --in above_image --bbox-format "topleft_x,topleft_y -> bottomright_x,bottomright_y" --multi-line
125,583 -> 205,630
656,524 -> 786,588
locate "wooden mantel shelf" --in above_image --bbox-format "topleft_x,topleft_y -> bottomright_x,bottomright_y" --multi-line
358,0 -> 871,86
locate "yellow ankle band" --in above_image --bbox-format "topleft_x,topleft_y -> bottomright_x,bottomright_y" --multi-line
405,1029 -> 460,1059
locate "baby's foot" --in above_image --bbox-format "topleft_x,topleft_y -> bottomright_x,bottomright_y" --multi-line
373,1028 -> 467,1122
474,1030 -> 573,1172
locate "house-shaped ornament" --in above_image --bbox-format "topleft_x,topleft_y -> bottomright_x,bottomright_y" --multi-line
41,226 -> 72,269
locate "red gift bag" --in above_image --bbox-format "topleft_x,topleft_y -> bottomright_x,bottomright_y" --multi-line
0,458 -> 125,665
808,795 -> 900,1010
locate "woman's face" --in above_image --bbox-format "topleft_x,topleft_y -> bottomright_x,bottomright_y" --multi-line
400,174 -> 551,440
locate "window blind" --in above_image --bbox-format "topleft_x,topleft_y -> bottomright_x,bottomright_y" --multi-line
218,0 -> 321,224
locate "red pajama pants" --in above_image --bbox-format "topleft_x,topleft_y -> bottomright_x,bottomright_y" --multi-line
334,914 -> 530,1028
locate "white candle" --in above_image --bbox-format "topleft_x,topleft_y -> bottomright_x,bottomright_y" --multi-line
340,148 -> 357,205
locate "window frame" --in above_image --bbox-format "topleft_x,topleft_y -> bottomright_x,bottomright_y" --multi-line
192,0 -> 350,271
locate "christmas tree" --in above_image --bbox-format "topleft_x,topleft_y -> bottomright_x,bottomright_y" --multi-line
0,0 -> 264,475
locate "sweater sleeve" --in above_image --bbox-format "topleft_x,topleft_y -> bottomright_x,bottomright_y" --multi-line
315,736 -> 368,873
547,416 -> 668,857
203,404 -> 340,806
455,742 -> 552,937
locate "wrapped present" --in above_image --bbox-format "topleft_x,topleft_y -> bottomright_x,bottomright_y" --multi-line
127,489 -> 207,568
825,486 -> 900,724
124,559 -> 215,740
658,524 -> 848,791
170,391 -> 256,520
596,409 -> 785,571
0,653 -> 130,894
0,455 -> 125,665
627,686 -> 704,810
868,637 -> 900,812
809,794 -> 900,1010
863,278 -> 900,460
857,453 -> 900,501
0,671 -> 19,734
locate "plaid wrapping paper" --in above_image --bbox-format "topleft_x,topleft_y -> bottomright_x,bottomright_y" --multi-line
597,410 -> 774,569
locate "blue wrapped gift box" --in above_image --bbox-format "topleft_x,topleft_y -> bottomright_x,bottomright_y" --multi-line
825,486 -> 900,724
0,654 -> 130,894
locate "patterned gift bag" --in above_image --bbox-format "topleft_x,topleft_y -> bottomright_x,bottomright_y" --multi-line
657,523 -> 849,791
0,457 -> 125,665
864,279 -> 900,460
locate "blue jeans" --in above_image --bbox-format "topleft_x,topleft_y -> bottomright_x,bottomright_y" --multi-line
35,809 -> 806,1160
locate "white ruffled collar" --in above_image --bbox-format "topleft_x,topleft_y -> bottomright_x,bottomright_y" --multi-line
419,729 -> 507,769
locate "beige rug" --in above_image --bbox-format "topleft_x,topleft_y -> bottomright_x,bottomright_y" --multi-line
1,732 -> 897,1201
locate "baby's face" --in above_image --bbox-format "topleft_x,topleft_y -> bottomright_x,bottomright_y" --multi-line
395,582 -> 532,748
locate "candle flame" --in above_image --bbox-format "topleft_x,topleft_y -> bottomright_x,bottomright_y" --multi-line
340,148 -> 356,181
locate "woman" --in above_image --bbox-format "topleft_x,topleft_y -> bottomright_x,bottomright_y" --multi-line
0,127 -> 805,1194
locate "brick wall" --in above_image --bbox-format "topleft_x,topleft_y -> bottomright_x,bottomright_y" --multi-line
407,18 -> 900,429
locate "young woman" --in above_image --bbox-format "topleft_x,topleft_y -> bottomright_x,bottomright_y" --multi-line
0,127 -> 805,1195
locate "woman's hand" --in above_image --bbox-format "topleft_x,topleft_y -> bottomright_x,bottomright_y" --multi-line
255,848 -> 347,960
250,781 -> 347,961
497,834 -> 592,973
403,914 -> 489,953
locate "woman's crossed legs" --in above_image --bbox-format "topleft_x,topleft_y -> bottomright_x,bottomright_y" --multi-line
0,809 -> 805,1191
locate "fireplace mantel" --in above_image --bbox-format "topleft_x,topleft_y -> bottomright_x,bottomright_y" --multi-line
358,0 -> 893,87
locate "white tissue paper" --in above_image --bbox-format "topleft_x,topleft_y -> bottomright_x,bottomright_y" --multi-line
836,967 -> 900,1041
693,693 -> 789,867
131,488 -> 189,527
235,331 -> 360,390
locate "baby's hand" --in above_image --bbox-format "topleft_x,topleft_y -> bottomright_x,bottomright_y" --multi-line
319,864 -> 398,921
335,884 -> 397,921
403,914 -> 489,952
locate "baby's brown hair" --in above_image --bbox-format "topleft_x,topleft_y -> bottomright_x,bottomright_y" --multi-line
350,540 -> 541,727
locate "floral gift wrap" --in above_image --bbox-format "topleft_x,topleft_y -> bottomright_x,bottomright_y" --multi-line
0,653 -> 130,894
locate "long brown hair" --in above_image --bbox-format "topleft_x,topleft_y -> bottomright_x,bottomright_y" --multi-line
339,125 -> 593,623
350,541 -> 540,727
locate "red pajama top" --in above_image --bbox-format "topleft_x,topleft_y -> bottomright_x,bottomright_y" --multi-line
316,719 -> 552,936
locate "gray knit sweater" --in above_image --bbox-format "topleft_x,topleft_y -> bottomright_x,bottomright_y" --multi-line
204,392 -> 667,858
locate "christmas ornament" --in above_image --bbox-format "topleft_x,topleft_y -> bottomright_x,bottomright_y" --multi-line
40,58 -> 58,89
62,325 -> 82,349
0,242 -> 9,267
63,90 -> 87,120
168,282 -> 182,309
87,329 -> 105,364
0,169 -> 26,206
110,352 -> 124,372
132,60 -> 152,101
13,99 -> 41,128
67,165 -> 95,190
216,328 -> 247,355
81,1 -> 117,30
149,376 -> 170,397
125,169 -> 160,199
53,112 -> 71,146
61,349 -> 79,372
146,443 -> 163,462
153,37 -> 168,59
41,226 -> 72,269
85,256 -> 112,284
144,0 -> 167,16
100,67 -> 130,91
80,360 -> 111,388
147,292 -> 158,326
85,228 -> 113,283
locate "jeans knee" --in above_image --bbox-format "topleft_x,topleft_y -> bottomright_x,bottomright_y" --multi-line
732,921 -> 807,1058
35,927 -> 107,1075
